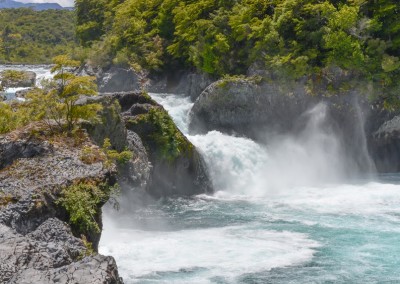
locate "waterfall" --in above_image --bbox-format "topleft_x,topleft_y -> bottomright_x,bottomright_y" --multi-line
99,92 -> 400,284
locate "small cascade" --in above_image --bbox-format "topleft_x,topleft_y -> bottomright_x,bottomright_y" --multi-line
0,65 -> 53,99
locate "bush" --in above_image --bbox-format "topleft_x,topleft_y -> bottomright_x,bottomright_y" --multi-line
57,181 -> 118,233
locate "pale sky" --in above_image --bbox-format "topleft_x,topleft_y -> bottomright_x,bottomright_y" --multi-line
18,0 -> 74,7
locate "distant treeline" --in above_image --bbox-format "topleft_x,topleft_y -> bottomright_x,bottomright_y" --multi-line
0,8 -> 77,64
75,0 -> 400,88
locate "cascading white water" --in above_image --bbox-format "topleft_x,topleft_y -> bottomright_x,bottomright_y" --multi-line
0,65 -> 53,99
100,92 -> 400,283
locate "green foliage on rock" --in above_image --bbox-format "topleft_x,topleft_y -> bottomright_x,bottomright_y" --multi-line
57,181 -> 117,233
0,8 -> 77,64
102,138 -> 134,167
127,106 -> 192,162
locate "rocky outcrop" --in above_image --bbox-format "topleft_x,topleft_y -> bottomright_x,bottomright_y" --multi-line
97,67 -> 141,93
0,126 -> 123,283
0,70 -> 36,88
0,219 -> 121,284
79,95 -> 151,192
80,92 -> 212,197
99,92 -> 213,198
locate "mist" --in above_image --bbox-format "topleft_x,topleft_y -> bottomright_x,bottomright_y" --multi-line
190,102 -> 376,198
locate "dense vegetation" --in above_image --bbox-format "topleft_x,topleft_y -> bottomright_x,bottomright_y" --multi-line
0,8 -> 77,63
76,0 -> 400,89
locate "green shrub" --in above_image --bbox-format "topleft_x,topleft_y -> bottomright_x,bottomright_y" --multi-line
57,181 -> 118,233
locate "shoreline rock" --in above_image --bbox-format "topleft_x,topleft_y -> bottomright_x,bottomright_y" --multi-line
0,126 -> 123,283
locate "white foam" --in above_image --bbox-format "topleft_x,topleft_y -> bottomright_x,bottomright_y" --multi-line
149,92 -> 193,133
189,131 -> 269,194
267,182 -> 400,216
1,65 -> 53,95
99,219 -> 319,283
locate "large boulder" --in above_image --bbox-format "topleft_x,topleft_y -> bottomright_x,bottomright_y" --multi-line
0,70 -> 36,88
107,92 -> 213,198
189,77 -> 313,138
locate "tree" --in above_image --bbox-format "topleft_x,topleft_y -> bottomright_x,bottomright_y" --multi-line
26,55 -> 102,132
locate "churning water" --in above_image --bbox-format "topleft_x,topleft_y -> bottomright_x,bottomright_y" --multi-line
100,93 -> 400,283
0,65 -> 53,99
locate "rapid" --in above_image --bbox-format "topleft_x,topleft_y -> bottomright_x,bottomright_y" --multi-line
100,93 -> 400,283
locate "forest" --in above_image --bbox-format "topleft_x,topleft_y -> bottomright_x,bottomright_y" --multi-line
76,0 -> 400,89
0,8 -> 77,63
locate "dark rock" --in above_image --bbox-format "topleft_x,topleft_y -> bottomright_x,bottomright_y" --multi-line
98,67 -> 140,93
128,103 -> 154,116
187,73 -> 214,101
79,94 -> 152,192
117,131 -> 151,191
0,129 -> 122,283
27,218 -> 85,260
0,70 -> 36,88
0,136 -> 52,170
189,78 -> 313,138
147,72 -> 214,101
370,115 -> 400,172
81,96 -> 128,152
112,92 -> 213,197
75,64 -> 98,77
1,223 -> 122,284
0,93 -> 6,101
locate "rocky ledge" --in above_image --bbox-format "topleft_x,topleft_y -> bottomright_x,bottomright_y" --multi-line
0,125 -> 123,283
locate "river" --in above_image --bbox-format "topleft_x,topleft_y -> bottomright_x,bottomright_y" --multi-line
0,65 -> 52,99
2,65 -> 399,283
100,93 -> 400,283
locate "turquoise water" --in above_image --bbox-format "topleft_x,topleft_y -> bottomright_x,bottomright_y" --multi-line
100,93 -> 400,283
100,180 -> 400,283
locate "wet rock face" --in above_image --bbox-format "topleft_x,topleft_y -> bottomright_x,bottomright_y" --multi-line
0,130 -> 123,284
370,116 -> 400,172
